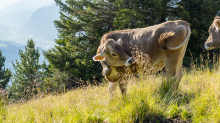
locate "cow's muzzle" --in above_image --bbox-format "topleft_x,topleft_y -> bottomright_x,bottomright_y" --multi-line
204,42 -> 214,50
125,57 -> 134,66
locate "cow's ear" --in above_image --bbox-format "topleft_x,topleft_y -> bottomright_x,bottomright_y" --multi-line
93,52 -> 106,61
214,19 -> 220,30
116,39 -> 123,45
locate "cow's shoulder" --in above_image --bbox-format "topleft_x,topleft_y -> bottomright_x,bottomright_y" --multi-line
102,30 -> 134,42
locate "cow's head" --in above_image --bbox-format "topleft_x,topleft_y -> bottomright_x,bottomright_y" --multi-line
93,39 -> 134,67
205,16 -> 220,50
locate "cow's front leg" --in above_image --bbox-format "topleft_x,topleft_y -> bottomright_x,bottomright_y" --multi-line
109,82 -> 117,100
119,80 -> 127,97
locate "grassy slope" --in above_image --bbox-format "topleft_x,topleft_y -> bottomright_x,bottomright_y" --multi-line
1,64 -> 220,122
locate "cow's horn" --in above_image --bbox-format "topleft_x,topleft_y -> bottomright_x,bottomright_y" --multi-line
116,39 -> 122,45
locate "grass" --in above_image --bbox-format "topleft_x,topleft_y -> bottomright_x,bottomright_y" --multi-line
1,63 -> 220,122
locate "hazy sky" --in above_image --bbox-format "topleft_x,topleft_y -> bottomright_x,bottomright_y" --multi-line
0,0 -> 54,11
0,0 -> 21,10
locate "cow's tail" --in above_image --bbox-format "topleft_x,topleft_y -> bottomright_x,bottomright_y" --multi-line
159,25 -> 191,50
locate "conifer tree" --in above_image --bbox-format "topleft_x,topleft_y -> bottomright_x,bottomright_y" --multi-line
113,0 -> 179,29
44,0 -> 117,84
0,50 -> 12,89
10,39 -> 41,99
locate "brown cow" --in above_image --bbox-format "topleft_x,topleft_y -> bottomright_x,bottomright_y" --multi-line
204,16 -> 220,50
93,20 -> 191,100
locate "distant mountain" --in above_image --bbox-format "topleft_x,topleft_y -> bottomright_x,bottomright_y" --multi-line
0,10 -> 34,28
0,3 -> 59,49
0,18 -> 16,31
0,0 -> 54,16
23,4 -> 59,40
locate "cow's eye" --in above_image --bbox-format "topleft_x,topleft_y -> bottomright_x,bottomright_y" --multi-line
112,53 -> 117,56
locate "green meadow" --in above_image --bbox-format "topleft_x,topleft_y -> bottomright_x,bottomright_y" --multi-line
1,62 -> 220,123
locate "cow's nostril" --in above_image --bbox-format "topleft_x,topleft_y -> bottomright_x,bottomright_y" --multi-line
125,57 -> 134,66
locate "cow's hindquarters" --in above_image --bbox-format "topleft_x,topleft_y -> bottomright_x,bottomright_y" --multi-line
163,25 -> 190,90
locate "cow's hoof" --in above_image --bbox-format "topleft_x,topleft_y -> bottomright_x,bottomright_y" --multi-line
104,68 -> 112,76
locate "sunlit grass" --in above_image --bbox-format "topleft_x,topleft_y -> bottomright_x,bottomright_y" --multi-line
1,63 -> 220,122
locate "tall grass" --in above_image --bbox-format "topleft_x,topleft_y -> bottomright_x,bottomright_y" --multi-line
1,62 -> 220,122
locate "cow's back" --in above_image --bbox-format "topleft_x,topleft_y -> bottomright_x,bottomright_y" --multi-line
127,20 -> 190,63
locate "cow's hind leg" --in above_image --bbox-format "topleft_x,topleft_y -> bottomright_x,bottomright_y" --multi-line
164,27 -> 188,91
166,58 -> 183,91
164,49 -> 185,91
119,80 -> 127,97
109,82 -> 117,100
